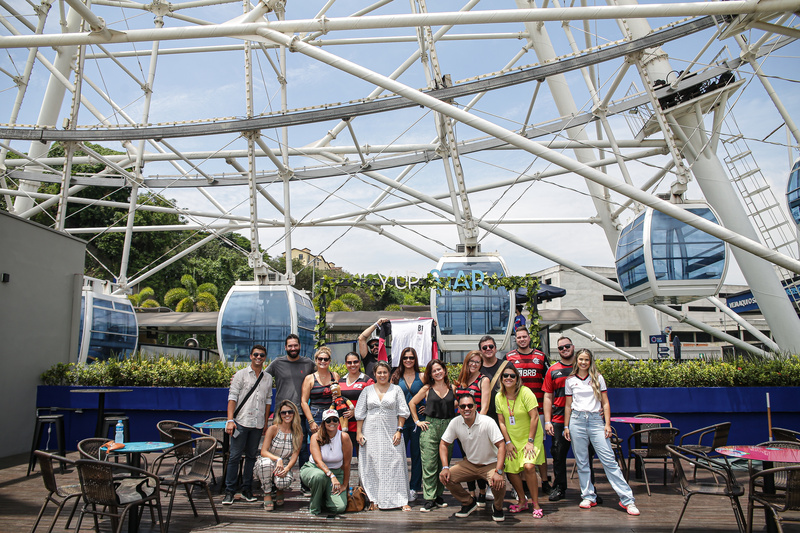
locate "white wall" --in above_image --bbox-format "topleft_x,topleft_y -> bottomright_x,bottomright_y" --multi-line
0,211 -> 85,458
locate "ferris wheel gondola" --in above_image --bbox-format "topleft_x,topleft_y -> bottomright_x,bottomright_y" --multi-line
217,280 -> 316,364
77,278 -> 138,364
429,253 -> 515,353
787,158 -> 800,227
615,203 -> 729,305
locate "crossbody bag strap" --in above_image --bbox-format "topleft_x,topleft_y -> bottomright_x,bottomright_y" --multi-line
488,360 -> 509,393
233,371 -> 265,419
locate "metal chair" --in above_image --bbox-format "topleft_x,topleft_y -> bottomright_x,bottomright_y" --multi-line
667,445 -> 746,533
747,464 -> 800,533
678,422 -> 731,479
153,423 -> 205,477
199,417 -> 228,485
74,459 -> 165,533
156,420 -> 199,442
772,428 -> 800,443
30,451 -> 82,533
628,427 -> 680,496
77,438 -> 110,461
157,436 -> 220,532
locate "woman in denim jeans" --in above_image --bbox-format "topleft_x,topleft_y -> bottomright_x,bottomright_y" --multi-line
563,349 -> 640,516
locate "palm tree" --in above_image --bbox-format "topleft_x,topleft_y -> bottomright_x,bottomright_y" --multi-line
164,274 -> 219,312
128,287 -> 161,308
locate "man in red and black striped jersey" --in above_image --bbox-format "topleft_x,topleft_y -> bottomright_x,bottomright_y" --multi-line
542,336 -> 575,501
505,326 -> 550,494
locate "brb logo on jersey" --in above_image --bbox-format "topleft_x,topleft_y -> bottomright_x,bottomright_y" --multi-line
519,368 -> 539,377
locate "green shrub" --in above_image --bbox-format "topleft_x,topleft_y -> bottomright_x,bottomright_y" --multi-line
41,355 -> 800,388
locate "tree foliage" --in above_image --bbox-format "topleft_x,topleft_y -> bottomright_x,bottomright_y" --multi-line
128,287 -> 160,308
164,274 -> 219,312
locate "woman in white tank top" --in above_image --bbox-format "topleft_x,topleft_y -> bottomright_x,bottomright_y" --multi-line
300,408 -> 353,516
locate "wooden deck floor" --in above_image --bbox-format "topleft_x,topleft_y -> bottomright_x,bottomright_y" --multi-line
3,452 -> 798,533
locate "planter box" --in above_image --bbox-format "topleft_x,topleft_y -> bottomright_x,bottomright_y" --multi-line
37,385 -> 230,450
608,386 -> 800,453
36,385 -> 799,452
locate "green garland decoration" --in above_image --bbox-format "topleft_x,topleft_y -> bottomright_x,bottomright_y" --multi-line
314,273 -> 540,350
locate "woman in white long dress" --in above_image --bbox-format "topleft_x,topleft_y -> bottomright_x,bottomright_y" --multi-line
355,361 -> 412,511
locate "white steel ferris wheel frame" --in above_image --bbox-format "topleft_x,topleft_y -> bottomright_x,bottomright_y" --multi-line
2,0 -> 800,356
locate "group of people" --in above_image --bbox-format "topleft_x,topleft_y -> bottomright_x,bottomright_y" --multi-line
222,321 -> 640,521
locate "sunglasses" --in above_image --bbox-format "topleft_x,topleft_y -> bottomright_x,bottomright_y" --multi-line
402,356 -> 416,361
324,419 -> 339,424
468,360 -> 481,366
251,353 -> 267,358
460,403 -> 475,409
316,357 -> 330,362
279,410 -> 294,416
558,344 -> 573,351
501,373 -> 516,379
480,344 -> 495,350
346,360 -> 361,365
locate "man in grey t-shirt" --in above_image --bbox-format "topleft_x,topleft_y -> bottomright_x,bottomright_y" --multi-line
266,334 -> 315,468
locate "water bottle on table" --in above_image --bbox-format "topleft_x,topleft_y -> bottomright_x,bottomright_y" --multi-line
114,420 -> 124,444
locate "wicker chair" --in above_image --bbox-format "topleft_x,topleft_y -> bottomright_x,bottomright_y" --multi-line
628,427 -> 680,496
158,436 -> 220,531
749,441 -> 800,492
747,464 -> 800,533
154,421 -> 204,477
772,428 -> 800,443
667,445 -> 745,532
202,417 -> 227,480
30,451 -> 82,533
678,422 -> 731,479
74,459 -> 165,533
77,438 -> 110,461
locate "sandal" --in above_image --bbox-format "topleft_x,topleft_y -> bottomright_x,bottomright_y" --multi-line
369,502 -> 379,511
402,505 -> 412,512
275,491 -> 285,507
532,507 -> 544,519
263,498 -> 274,511
509,502 -> 529,514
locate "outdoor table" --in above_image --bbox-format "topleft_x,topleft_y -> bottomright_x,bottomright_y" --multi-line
194,421 -> 228,493
610,416 -> 672,479
102,441 -> 172,470
717,445 -> 800,533
69,388 -> 133,438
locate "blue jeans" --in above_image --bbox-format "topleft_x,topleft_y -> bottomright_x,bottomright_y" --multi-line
299,414 -> 310,468
225,423 -> 262,493
569,411 -> 634,506
402,417 -> 422,492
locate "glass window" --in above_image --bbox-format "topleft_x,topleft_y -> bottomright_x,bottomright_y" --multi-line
295,290 -> 317,359
219,289 -> 291,363
434,260 -> 510,336
650,208 -> 725,282
86,298 -> 137,362
616,213 -> 647,292
788,162 -> 800,225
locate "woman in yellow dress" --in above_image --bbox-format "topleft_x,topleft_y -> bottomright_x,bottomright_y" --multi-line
495,364 -> 544,518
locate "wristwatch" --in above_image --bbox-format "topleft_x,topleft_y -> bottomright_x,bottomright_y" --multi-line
496,468 -> 504,475
528,437 -> 535,443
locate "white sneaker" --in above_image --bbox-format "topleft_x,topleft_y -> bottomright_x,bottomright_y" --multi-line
409,489 -> 417,502
620,502 -> 640,516
579,499 -> 597,509
485,487 -> 494,501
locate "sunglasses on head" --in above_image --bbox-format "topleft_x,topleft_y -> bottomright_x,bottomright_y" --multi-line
502,373 -> 516,379
280,410 -> 294,416
480,344 -> 495,350
558,344 -> 573,351
316,357 -> 330,362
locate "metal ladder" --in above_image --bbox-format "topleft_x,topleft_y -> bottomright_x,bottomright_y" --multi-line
719,112 -> 800,311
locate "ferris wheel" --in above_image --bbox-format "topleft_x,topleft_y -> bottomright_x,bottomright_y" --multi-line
2,0 -> 799,356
